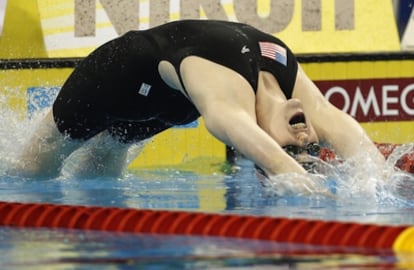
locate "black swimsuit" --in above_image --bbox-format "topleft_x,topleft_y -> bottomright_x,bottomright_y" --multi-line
53,20 -> 298,143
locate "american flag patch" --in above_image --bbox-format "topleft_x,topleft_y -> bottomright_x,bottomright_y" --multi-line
259,41 -> 287,66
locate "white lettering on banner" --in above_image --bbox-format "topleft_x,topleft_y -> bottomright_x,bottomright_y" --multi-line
74,0 -> 355,36
0,0 -> 7,36
351,86 -> 381,118
382,85 -> 399,116
401,84 -> 414,114
317,79 -> 414,122
325,86 -> 351,112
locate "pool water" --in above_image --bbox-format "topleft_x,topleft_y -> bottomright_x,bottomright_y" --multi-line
0,227 -> 406,270
1,157 -> 414,269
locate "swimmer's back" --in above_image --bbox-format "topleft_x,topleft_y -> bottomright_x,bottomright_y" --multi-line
52,20 -> 297,142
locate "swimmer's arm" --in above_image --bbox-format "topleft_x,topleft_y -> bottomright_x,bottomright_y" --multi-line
201,104 -> 308,176
315,106 -> 385,165
293,66 -> 385,165
311,106 -> 387,186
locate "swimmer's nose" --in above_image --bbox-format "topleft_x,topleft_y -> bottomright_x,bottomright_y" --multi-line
284,98 -> 305,112
287,98 -> 303,106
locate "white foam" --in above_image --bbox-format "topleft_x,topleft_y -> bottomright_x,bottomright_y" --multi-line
0,89 -> 47,176
262,150 -> 414,206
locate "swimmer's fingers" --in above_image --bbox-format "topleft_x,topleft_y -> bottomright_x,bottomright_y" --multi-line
317,188 -> 337,199
261,173 -> 336,198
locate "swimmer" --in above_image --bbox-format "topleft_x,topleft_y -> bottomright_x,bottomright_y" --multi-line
14,20 -> 385,190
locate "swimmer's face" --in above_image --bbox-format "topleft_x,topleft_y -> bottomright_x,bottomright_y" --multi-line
269,98 -> 319,147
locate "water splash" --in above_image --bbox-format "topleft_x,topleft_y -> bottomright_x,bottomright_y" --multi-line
262,151 -> 414,207
0,87 -> 47,177
0,86 -> 149,180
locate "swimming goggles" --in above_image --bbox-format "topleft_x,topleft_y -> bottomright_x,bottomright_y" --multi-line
282,142 -> 321,158
254,143 -> 321,177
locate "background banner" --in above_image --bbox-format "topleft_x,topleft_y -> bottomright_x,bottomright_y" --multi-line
37,0 -> 401,57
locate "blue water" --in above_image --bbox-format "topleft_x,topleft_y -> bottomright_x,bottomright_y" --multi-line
0,158 -> 414,269
0,226 -> 404,270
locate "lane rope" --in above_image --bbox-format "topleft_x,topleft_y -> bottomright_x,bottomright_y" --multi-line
0,201 -> 412,253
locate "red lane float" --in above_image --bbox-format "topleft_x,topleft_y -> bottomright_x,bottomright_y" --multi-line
0,201 -> 413,253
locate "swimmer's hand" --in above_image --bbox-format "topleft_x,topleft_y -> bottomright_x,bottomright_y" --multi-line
254,155 -> 337,198
260,173 -> 336,198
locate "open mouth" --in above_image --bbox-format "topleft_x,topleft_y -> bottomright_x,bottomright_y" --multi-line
289,112 -> 307,129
